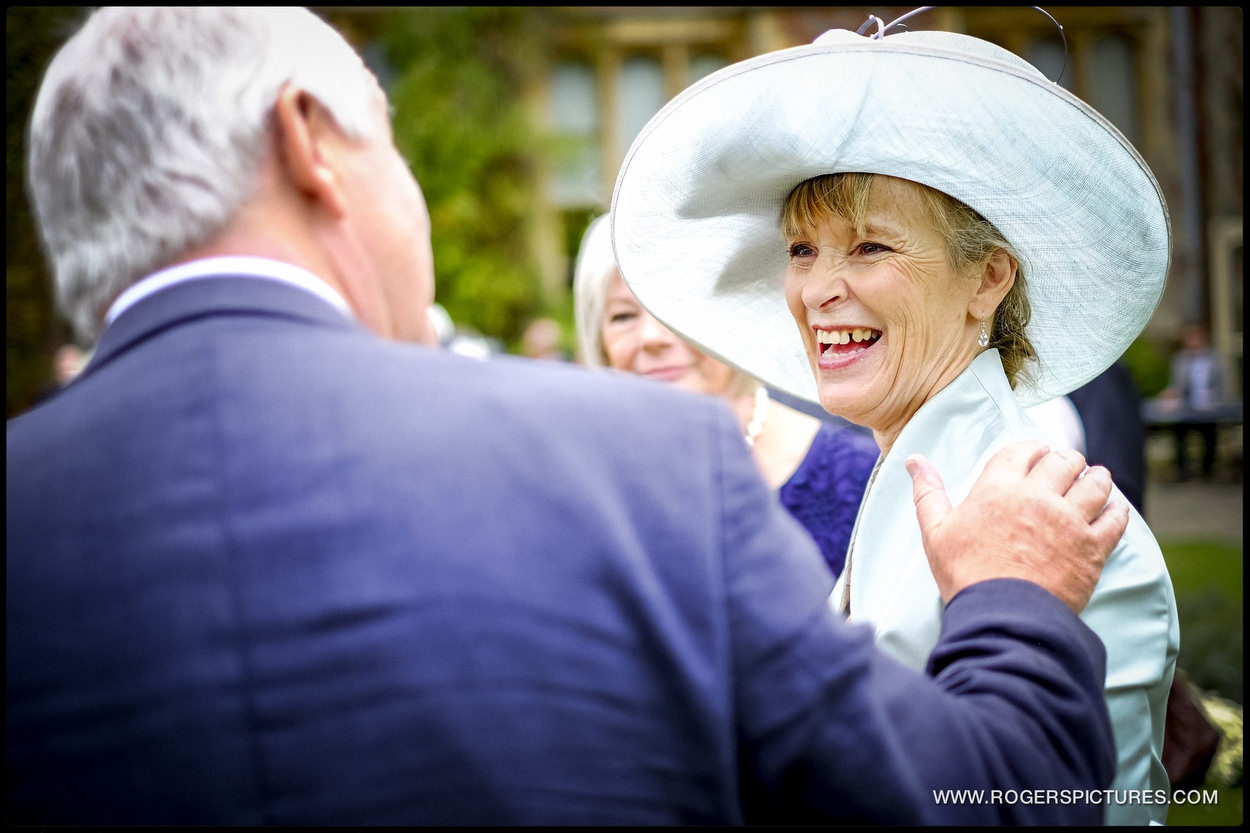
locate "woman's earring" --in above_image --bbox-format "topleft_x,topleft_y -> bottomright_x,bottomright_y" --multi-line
978,319 -> 990,348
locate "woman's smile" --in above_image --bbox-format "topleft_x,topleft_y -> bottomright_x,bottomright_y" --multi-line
815,327 -> 882,368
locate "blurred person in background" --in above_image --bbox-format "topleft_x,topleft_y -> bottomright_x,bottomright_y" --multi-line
1159,322 -> 1229,481
520,315 -> 572,361
52,342 -> 90,386
33,342 -> 92,404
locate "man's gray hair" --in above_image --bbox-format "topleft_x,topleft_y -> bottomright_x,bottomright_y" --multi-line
27,7 -> 378,343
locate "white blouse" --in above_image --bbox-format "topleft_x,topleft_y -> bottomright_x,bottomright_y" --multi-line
832,349 -> 1179,826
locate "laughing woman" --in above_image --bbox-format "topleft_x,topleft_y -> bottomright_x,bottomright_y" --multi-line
610,18 -> 1178,826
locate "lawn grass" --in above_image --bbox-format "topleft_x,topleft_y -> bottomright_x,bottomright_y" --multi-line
1167,785 -> 1243,826
1162,539 -> 1243,704
1162,539 -> 1243,604
1159,538 -> 1243,826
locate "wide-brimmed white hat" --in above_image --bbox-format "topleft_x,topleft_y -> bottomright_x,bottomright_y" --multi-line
610,24 -> 1170,408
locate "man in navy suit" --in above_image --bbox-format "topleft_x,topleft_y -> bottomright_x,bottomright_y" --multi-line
8,7 -> 1131,826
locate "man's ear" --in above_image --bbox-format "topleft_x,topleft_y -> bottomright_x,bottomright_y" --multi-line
970,249 -> 1017,320
272,84 -> 348,218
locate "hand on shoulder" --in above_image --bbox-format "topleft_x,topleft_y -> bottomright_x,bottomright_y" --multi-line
907,441 -> 1129,612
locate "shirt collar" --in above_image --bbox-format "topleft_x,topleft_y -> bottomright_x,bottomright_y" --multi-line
105,256 -> 354,326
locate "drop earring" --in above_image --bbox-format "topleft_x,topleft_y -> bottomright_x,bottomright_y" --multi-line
977,319 -> 990,348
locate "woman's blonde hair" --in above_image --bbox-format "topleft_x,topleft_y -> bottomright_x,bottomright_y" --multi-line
781,173 -> 1037,388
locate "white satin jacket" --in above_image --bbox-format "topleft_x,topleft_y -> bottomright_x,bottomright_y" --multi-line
832,349 -> 1179,825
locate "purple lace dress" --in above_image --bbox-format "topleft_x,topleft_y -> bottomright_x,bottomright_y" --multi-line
778,423 -> 878,579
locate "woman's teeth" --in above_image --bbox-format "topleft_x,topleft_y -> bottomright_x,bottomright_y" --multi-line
817,328 -> 881,353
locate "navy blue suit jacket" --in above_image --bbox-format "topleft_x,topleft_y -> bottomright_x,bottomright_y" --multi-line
7,275 -> 1114,825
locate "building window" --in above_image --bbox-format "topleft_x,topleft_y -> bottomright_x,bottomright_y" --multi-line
1024,30 -> 1139,146
547,40 -> 734,287
549,59 -> 601,206
689,53 -> 728,84
1025,36 -> 1070,89
618,55 -> 667,167
1087,33 -> 1139,144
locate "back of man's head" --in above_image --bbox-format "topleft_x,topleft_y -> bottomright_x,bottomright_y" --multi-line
27,6 -> 377,344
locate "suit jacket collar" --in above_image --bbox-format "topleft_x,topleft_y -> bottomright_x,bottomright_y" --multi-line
84,274 -> 366,380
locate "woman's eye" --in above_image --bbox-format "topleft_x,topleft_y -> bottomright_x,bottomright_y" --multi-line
607,311 -> 637,325
788,242 -> 815,258
857,242 -> 891,256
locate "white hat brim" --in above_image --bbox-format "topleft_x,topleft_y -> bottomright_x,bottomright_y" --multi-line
611,29 -> 1171,407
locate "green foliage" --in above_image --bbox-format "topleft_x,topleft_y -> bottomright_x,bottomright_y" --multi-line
6,6 -> 86,418
1123,334 -> 1173,397
377,7 -> 553,345
1201,692 -> 1244,790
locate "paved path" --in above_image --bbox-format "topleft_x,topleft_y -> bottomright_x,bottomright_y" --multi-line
1144,476 -> 1243,547
1142,425 -> 1242,547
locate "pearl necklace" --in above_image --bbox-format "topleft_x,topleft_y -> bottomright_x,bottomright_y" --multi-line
744,386 -> 770,446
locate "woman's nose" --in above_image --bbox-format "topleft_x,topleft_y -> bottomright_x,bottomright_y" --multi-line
803,257 -> 850,309
639,310 -> 677,347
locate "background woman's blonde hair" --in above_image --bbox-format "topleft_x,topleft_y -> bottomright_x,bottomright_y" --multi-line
782,173 -> 1037,388
571,215 -> 616,367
